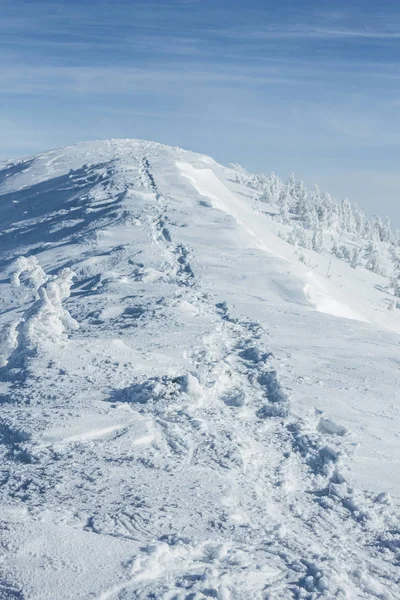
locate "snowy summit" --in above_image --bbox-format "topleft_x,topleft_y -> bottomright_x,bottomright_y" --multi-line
0,139 -> 399,599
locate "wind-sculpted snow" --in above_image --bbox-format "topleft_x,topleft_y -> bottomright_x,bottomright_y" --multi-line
0,261 -> 78,367
0,140 -> 399,599
11,256 -> 47,295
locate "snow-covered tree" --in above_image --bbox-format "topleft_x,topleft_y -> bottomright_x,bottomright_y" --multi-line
297,184 -> 318,230
316,204 -> 329,230
259,186 -> 270,204
311,228 -> 324,253
278,184 -> 291,210
340,198 -> 356,234
279,196 -> 290,224
364,240 -> 383,275
287,172 -> 297,200
331,242 -> 343,259
350,247 -> 361,269
381,217 -> 392,244
390,247 -> 400,297
372,215 -> 385,242
340,245 -> 351,262
287,223 -> 309,249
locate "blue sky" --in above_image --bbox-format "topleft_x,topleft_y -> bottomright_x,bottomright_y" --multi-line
1,0 -> 400,222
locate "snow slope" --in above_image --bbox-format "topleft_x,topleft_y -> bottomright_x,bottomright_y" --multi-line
0,139 -> 399,599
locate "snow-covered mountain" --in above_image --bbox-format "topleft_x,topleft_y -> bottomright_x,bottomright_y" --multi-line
0,139 -> 399,599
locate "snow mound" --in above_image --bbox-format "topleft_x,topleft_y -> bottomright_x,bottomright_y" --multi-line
0,259 -> 78,366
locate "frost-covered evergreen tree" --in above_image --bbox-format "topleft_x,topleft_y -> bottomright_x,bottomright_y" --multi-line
287,226 -> 299,247
340,245 -> 351,262
296,184 -> 314,228
382,217 -> 392,244
259,186 -> 270,204
331,242 -> 343,259
389,247 -> 400,297
341,199 -> 356,234
364,240 -> 383,275
269,172 -> 283,203
287,223 -> 309,249
278,183 -> 290,209
350,247 -> 361,269
316,204 -> 329,230
353,204 -> 367,236
287,173 -> 297,201
372,215 -> 386,242
279,196 -> 290,224
311,228 -> 324,253
232,163 -> 247,185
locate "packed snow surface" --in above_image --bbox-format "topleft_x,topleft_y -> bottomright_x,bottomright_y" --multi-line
0,139 -> 399,599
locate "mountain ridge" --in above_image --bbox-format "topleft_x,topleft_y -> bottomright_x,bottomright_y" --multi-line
0,139 -> 399,599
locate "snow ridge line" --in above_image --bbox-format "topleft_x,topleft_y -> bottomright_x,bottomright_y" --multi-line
100,160 -> 400,599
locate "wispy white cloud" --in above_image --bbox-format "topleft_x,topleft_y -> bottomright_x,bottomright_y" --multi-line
313,27 -> 400,39
206,23 -> 400,41
0,63 -> 318,97
1,0 -> 400,221
1,55 -> 400,102
2,1 -> 400,58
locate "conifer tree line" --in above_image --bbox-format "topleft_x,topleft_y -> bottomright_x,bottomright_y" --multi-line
232,164 -> 400,298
